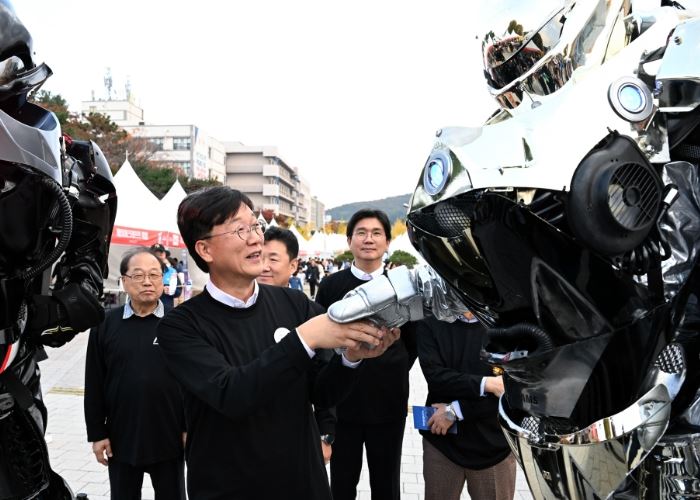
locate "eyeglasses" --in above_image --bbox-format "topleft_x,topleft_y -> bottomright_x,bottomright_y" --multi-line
352,230 -> 385,240
123,272 -> 163,283
201,223 -> 266,241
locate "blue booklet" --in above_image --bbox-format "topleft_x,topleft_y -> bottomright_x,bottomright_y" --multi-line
412,406 -> 457,434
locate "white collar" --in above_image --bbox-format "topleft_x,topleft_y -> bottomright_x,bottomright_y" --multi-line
350,262 -> 384,281
123,299 -> 165,319
206,279 -> 259,308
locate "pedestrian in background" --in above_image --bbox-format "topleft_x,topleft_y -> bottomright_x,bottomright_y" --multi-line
84,248 -> 186,500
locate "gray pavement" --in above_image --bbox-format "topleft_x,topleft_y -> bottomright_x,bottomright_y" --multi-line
39,329 -> 533,500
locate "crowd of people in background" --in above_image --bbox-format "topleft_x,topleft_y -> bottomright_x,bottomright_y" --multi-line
87,187 -> 515,500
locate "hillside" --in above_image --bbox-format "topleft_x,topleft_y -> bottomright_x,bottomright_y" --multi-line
327,193 -> 411,222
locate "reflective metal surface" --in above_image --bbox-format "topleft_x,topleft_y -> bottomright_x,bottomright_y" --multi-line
633,431 -> 700,498
410,9 -> 681,209
499,343 -> 686,500
656,18 -> 700,112
481,0 -> 633,113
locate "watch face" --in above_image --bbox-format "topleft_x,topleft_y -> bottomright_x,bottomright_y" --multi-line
321,434 -> 335,445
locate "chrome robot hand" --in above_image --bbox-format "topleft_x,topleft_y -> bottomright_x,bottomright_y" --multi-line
327,265 -> 466,327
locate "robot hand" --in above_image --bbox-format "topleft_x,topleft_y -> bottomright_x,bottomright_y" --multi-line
327,265 -> 465,327
27,283 -> 104,347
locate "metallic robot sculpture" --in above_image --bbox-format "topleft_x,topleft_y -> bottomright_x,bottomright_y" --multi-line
329,1 -> 700,497
0,2 -> 117,498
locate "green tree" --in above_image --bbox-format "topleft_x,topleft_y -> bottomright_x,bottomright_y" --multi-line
388,250 -> 418,269
336,250 -> 354,264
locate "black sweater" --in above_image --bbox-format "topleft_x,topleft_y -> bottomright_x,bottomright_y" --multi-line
84,306 -> 184,466
157,285 -> 360,500
316,268 -> 417,424
416,317 -> 511,469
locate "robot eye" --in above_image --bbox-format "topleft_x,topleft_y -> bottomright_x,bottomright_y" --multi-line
608,77 -> 654,122
423,152 -> 451,196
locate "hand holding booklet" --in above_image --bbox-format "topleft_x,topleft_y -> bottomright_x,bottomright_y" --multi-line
412,405 -> 458,434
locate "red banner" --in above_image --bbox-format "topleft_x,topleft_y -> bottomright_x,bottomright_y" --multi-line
111,225 -> 186,249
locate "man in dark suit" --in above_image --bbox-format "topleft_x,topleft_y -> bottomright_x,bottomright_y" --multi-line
316,208 -> 417,500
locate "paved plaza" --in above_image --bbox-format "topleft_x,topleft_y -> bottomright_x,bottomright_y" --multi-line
39,331 -> 533,499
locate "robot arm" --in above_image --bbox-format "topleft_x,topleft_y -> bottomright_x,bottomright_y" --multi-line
326,264 -> 467,327
27,138 -> 117,347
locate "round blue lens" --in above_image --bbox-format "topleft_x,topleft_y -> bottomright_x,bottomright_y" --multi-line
618,84 -> 645,113
428,160 -> 444,189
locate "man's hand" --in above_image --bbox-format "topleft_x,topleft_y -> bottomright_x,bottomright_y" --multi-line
427,403 -> 455,435
344,327 -> 401,362
182,432 -> 187,448
297,314 -> 386,352
92,438 -> 112,465
484,376 -> 505,397
321,441 -> 332,464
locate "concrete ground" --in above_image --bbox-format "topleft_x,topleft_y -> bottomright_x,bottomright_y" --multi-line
39,330 -> 534,500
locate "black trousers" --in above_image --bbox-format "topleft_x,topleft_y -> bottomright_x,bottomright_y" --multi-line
108,457 -> 186,500
330,419 -> 406,500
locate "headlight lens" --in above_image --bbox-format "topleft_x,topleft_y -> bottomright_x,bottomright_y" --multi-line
423,151 -> 451,195
608,77 -> 653,122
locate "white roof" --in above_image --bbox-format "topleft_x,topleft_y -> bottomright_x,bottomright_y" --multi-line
112,159 -> 162,230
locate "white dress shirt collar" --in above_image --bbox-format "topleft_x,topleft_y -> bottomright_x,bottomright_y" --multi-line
123,299 -> 165,319
206,279 -> 259,308
350,262 -> 384,281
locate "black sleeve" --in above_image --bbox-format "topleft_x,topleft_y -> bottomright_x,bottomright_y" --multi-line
416,320 -> 483,401
158,314 -> 318,420
401,321 -> 419,370
84,322 -> 109,442
314,406 -> 337,435
314,279 -> 331,309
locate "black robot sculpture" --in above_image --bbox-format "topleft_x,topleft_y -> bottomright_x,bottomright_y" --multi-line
328,1 -> 700,498
0,3 -> 117,498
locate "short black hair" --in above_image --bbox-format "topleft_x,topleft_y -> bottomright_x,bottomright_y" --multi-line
346,209 -> 392,241
264,226 -> 299,260
177,186 -> 254,272
120,247 -> 164,275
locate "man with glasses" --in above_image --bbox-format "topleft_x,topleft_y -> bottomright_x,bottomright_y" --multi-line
315,209 -> 417,500
84,248 -> 186,499
157,187 -> 400,500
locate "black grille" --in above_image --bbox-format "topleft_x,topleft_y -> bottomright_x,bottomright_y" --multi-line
408,195 -> 478,238
654,343 -> 685,374
530,190 -> 566,229
608,162 -> 662,231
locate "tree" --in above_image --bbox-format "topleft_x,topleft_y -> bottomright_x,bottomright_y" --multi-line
391,219 -> 407,237
32,91 -> 157,174
336,250 -> 354,264
388,250 -> 418,269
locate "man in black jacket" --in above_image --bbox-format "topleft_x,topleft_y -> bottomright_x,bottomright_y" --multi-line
84,248 -> 186,499
315,208 -> 417,500
157,187 -> 400,500
417,313 -> 516,500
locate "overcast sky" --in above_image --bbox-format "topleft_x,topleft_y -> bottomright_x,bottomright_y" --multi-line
18,0 -> 496,208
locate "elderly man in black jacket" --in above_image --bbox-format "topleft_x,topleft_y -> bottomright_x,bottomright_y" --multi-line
416,313 -> 516,500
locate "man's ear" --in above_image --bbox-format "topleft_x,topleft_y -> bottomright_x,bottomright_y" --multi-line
290,258 -> 299,275
195,240 -> 214,264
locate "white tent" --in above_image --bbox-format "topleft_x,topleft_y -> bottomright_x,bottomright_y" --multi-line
288,226 -> 313,258
107,161 -> 206,292
389,232 -> 426,265
307,231 -> 332,258
159,180 -> 187,234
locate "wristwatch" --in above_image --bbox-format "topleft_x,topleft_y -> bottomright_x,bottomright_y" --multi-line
444,403 -> 457,422
321,434 -> 335,445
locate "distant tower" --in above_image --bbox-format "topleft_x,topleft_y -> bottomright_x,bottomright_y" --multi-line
125,77 -> 132,102
103,68 -> 113,100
